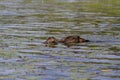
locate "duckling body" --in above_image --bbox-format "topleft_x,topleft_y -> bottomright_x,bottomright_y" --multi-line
60,36 -> 89,44
60,36 -> 79,44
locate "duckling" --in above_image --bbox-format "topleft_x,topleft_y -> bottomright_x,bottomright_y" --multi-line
60,36 -> 89,44
60,36 -> 79,44
45,37 -> 58,45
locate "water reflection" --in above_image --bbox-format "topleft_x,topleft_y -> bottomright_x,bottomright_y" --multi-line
0,0 -> 120,80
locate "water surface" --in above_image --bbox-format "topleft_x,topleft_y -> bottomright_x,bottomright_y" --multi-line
0,0 -> 120,80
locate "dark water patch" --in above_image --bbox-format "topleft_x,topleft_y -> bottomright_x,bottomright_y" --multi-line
109,53 -> 120,56
109,47 -> 120,52
111,27 -> 120,31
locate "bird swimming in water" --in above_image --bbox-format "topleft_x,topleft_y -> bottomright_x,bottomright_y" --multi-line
45,37 -> 58,45
45,36 -> 89,47
59,36 -> 89,44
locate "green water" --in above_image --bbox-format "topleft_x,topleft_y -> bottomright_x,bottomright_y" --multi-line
0,0 -> 120,80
